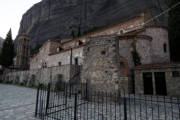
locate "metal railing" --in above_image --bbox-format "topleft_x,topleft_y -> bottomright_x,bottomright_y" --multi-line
35,83 -> 180,120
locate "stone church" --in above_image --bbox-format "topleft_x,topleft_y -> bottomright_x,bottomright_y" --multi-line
3,12 -> 180,96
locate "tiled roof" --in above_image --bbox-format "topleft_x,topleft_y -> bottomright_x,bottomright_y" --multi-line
60,13 -> 145,45
135,62 -> 180,69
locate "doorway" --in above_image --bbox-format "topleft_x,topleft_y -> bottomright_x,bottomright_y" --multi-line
143,72 -> 153,95
75,57 -> 78,65
154,72 -> 167,95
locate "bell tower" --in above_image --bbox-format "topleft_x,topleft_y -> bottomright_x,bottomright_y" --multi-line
16,35 -> 31,69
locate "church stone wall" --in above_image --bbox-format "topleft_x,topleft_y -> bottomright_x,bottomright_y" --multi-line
48,47 -> 84,67
81,35 -> 121,93
139,27 -> 170,63
119,38 -> 152,69
30,41 -> 51,69
118,27 -> 169,70
30,42 -> 84,69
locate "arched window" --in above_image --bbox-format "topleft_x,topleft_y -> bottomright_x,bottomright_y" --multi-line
58,62 -> 62,66
120,29 -> 125,35
163,43 -> 167,53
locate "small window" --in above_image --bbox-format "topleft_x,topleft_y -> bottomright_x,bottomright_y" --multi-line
101,51 -> 106,55
172,71 -> 180,77
163,43 -> 167,53
58,62 -> 62,66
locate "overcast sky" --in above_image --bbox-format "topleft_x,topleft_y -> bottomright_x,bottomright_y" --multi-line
0,0 -> 41,39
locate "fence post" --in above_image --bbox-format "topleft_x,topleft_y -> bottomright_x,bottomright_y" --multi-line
69,84 -> 72,98
46,83 -> 51,114
65,83 -> 67,106
74,93 -> 78,120
39,97 -> 44,119
63,82 -> 66,96
35,85 -> 40,117
85,82 -> 88,100
118,90 -> 121,105
124,97 -> 127,120
178,98 -> 180,120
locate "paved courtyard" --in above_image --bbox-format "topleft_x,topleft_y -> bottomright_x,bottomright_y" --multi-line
0,84 -> 38,120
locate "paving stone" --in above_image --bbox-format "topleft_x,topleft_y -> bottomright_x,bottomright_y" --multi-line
0,84 -> 39,120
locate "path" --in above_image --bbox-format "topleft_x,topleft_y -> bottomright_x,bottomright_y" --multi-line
0,84 -> 38,120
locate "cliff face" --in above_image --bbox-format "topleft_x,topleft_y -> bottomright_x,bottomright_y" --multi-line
17,0 -> 168,48
0,37 -> 4,53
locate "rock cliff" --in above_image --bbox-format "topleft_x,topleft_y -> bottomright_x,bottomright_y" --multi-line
16,0 -> 168,48
0,37 -> 4,53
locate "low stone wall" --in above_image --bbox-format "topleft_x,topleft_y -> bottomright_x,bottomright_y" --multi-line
0,65 -> 80,87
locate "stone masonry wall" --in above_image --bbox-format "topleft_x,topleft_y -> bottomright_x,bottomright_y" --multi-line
81,35 -> 121,93
30,41 -> 84,69
135,66 -> 180,97
119,38 -> 152,69
139,27 -> 170,63
48,47 -> 84,67
1,65 -> 79,87
30,41 -> 51,69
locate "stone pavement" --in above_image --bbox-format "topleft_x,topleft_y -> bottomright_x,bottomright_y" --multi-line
0,84 -> 39,120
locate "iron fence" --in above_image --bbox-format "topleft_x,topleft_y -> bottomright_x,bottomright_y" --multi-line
35,83 -> 180,120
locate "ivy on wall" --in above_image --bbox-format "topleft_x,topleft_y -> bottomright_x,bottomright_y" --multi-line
131,40 -> 141,66
131,48 -> 141,66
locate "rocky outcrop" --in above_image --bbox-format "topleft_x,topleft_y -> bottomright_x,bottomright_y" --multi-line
0,37 -> 4,53
16,0 -> 168,48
